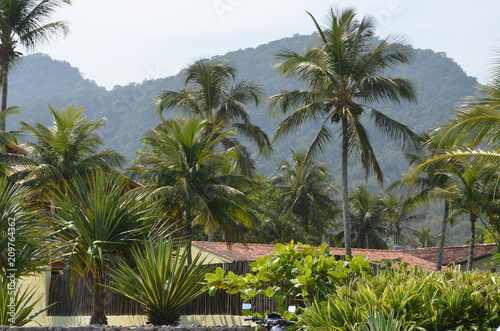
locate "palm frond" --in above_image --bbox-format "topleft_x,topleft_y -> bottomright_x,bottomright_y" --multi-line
345,111 -> 383,184
369,107 -> 420,153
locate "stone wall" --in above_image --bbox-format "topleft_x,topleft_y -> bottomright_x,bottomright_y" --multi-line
0,327 -> 253,331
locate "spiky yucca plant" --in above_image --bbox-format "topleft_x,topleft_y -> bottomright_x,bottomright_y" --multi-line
109,237 -> 212,326
0,176 -> 55,326
357,310 -> 421,331
0,283 -> 50,326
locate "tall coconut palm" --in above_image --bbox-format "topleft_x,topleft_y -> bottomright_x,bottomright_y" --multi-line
397,132 -> 457,270
271,149 -> 337,239
49,171 -> 162,325
12,105 -> 124,196
155,58 -> 272,177
268,7 -> 417,256
130,118 -> 258,264
0,0 -> 71,131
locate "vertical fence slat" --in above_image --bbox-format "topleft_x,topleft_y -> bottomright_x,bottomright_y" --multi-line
49,260 -> 379,316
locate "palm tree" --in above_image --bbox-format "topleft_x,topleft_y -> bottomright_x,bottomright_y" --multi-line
340,186 -> 388,249
398,132 -> 456,270
49,172 -> 162,325
430,164 -> 495,271
271,149 -> 337,240
268,7 -> 417,256
0,0 -> 71,131
402,51 -> 500,188
409,225 -> 437,248
379,192 -> 424,247
155,58 -> 272,177
131,118 -> 258,264
12,105 -> 123,196
434,49 -> 500,148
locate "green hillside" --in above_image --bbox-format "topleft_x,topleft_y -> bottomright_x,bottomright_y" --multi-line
8,33 -> 477,183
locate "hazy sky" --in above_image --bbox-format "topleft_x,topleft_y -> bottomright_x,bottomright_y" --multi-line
31,0 -> 500,90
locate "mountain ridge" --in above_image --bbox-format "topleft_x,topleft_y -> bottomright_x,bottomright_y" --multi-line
7,33 -> 478,182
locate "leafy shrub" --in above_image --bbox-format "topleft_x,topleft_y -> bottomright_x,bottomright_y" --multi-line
204,241 -> 370,313
298,265 -> 500,330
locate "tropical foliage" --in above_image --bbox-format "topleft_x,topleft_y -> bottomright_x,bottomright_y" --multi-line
204,241 -> 370,314
379,192 -> 424,247
298,265 -> 500,330
429,163 -> 497,270
49,171 -> 162,325
155,58 -> 271,177
271,149 -> 337,239
109,237 -> 212,326
345,186 -> 388,249
0,176 -> 52,326
0,284 -> 47,326
13,105 -> 124,197
131,118 -> 258,263
0,106 -> 27,177
2,3 -> 500,327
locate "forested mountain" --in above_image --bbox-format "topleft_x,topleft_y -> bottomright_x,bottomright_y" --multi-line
9,33 -> 477,183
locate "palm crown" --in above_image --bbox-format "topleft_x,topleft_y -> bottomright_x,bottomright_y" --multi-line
156,58 -> 272,177
13,105 -> 124,195
131,118 -> 257,263
271,149 -> 337,235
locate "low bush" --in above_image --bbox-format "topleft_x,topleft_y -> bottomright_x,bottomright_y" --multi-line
298,265 -> 500,330
109,238 -> 212,326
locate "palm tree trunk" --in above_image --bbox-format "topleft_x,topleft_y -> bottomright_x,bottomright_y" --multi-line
208,228 -> 214,242
342,117 -> 352,257
186,204 -> 193,266
467,212 -> 477,271
436,200 -> 449,271
395,222 -> 402,246
90,270 -> 108,325
1,59 -> 9,131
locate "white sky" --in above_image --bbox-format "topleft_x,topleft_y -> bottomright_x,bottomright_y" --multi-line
31,0 -> 500,90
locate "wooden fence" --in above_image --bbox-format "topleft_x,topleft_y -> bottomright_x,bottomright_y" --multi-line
47,261 -> 276,316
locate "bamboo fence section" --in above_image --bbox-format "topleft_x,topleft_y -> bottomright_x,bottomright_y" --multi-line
48,261 -> 275,316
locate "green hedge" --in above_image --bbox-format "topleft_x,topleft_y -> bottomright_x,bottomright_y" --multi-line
299,265 -> 500,330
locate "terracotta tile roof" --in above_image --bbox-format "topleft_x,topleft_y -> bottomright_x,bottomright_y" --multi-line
5,143 -> 28,155
329,247 -> 439,271
192,242 -> 439,271
193,241 -> 275,262
403,243 -> 497,267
